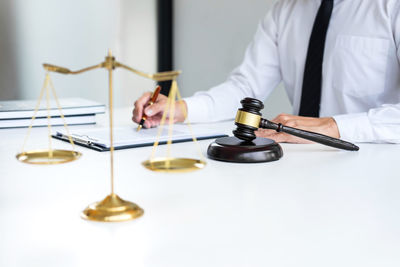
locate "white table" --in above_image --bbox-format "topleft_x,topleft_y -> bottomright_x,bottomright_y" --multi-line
1,108 -> 399,267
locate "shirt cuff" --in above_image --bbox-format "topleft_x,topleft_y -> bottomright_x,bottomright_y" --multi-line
332,112 -> 375,143
182,95 -> 211,123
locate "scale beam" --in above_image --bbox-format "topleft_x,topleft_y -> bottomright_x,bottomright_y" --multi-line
43,53 -> 181,82
19,50 -> 203,222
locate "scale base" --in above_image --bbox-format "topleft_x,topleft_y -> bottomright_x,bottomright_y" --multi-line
207,136 -> 283,163
81,194 -> 144,222
16,149 -> 81,165
142,157 -> 206,173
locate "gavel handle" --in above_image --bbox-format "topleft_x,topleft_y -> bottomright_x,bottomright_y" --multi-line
260,119 -> 359,151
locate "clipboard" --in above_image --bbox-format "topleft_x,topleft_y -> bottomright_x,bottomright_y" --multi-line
52,126 -> 228,152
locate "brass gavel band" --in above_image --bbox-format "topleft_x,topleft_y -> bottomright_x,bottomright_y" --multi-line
235,110 -> 261,128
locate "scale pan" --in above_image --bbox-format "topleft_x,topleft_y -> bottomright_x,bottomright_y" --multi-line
142,157 -> 206,173
16,149 -> 81,165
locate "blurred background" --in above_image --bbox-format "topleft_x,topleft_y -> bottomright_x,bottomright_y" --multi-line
0,0 -> 291,117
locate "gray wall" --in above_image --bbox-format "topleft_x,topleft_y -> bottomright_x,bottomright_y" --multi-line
1,0 -> 292,117
174,0 -> 292,118
0,0 -> 157,107
0,0 -> 19,100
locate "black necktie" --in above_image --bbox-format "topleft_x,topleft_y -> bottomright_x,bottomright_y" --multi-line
299,0 -> 334,117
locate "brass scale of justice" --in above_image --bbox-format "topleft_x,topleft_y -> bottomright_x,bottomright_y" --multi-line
16,50 -> 206,222
15,51 -> 359,222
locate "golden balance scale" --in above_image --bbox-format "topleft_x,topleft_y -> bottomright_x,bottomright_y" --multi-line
16,50 -> 206,222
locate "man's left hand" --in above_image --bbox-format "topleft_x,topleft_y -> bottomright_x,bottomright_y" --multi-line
255,114 -> 340,143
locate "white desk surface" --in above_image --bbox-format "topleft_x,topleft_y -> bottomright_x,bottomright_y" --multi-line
0,108 -> 399,267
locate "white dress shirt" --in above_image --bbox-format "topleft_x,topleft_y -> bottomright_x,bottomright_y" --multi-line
184,0 -> 400,143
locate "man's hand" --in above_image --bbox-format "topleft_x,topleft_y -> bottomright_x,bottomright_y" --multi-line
132,92 -> 187,129
255,114 -> 340,143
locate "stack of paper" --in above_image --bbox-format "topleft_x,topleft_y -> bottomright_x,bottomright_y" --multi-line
0,98 -> 105,128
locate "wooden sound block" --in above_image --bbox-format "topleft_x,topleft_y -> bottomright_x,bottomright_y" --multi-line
207,136 -> 283,163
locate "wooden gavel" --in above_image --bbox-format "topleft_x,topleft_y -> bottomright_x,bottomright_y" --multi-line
233,98 -> 359,151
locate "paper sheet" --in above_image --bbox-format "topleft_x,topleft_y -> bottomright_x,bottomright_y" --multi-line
55,125 -> 227,149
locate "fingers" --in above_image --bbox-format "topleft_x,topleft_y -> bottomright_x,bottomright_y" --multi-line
143,119 -> 152,129
132,93 -> 186,129
256,129 -> 289,143
144,98 -> 166,117
143,96 -> 187,122
255,129 -> 312,144
132,92 -> 152,123
271,114 -> 296,127
270,114 -> 340,138
271,113 -> 317,128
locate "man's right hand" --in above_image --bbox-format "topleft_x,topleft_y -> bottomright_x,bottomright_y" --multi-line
132,92 -> 187,129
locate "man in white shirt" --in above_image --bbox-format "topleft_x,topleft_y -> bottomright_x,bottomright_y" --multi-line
132,0 -> 400,144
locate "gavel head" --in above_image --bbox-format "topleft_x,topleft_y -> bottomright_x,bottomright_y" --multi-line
233,98 -> 264,142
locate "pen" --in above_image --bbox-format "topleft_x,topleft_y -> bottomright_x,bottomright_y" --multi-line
137,85 -> 161,131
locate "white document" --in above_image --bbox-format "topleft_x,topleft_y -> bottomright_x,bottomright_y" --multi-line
54,124 -> 227,151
